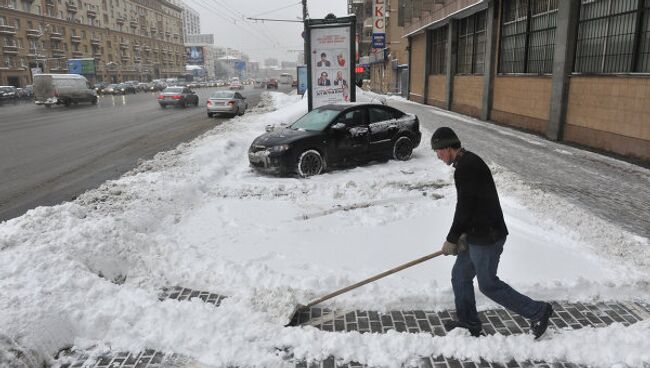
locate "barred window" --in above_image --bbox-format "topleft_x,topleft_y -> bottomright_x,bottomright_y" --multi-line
458,11 -> 487,74
575,0 -> 650,73
430,26 -> 448,74
499,0 -> 559,74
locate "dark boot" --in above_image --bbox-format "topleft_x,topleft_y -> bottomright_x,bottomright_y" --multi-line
444,320 -> 484,337
530,303 -> 553,339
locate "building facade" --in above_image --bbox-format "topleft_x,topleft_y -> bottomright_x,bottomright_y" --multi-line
167,0 -> 200,35
349,0 -> 410,95
0,0 -> 186,86
403,0 -> 650,162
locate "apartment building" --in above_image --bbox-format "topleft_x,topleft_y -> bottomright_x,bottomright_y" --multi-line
0,0 -> 186,86
167,0 -> 200,35
401,0 -> 650,162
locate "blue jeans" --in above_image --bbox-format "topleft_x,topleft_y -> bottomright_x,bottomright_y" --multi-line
451,237 -> 545,329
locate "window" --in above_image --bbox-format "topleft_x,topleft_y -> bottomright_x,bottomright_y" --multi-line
499,0 -> 559,74
430,26 -> 448,75
575,0 -> 650,73
369,107 -> 396,123
458,11 -> 487,74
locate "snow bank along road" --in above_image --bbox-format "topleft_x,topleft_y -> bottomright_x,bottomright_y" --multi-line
0,91 -> 648,368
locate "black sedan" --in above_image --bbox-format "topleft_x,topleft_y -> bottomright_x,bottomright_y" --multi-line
248,103 -> 421,177
158,86 -> 199,108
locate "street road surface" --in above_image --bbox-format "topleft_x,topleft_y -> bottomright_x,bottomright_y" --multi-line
0,86 -> 285,222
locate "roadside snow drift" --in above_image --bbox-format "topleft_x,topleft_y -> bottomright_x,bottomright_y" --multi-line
1,91 -> 649,368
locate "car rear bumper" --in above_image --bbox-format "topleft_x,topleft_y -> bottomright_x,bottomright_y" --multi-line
207,105 -> 237,113
34,97 -> 59,105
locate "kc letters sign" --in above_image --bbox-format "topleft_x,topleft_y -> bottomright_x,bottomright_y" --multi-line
372,0 -> 385,48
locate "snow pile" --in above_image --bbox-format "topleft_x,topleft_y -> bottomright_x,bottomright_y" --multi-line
0,91 -> 649,368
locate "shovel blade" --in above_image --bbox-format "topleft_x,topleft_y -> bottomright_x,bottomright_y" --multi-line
285,304 -> 309,327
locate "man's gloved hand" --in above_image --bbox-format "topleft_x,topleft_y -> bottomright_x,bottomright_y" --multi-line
441,241 -> 458,256
458,233 -> 468,253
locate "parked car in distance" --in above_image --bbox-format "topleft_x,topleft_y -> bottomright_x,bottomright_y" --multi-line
16,85 -> 33,99
248,103 -> 421,177
0,86 -> 19,103
206,90 -> 247,118
266,79 -> 278,89
112,83 -> 136,95
94,82 -> 109,95
229,80 -> 244,90
33,74 -> 97,107
254,79 -> 266,89
158,86 -> 199,108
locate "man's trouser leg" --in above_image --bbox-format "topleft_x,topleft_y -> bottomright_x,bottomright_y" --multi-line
451,249 -> 482,329
469,238 -> 545,320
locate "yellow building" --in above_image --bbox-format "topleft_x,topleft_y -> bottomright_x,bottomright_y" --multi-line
0,0 -> 185,86
399,0 -> 650,162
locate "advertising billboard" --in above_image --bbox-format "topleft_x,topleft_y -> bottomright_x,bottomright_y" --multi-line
307,16 -> 356,110
297,65 -> 307,95
67,59 -> 96,75
185,46 -> 205,65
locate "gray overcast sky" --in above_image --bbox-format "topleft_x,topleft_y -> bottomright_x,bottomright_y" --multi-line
181,0 -> 349,63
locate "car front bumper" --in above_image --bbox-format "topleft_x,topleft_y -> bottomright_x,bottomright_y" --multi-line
248,148 -> 292,175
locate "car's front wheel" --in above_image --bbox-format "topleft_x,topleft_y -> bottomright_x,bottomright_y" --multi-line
297,150 -> 324,177
393,136 -> 414,161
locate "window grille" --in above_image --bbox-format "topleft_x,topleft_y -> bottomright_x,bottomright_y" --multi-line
575,0 -> 650,73
430,26 -> 448,74
458,11 -> 487,74
499,0 -> 559,74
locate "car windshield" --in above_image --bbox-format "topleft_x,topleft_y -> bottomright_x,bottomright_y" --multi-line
164,87 -> 183,93
0,87 -> 14,92
211,91 -> 234,98
290,108 -> 340,131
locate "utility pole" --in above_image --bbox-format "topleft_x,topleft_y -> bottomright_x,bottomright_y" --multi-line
302,0 -> 308,64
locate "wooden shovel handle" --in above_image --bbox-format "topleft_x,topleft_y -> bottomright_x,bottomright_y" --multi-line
305,250 -> 445,308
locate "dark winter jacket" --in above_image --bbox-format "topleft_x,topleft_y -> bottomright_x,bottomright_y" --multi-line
446,149 -> 508,245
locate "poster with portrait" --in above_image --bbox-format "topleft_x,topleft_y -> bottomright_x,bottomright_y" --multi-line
307,16 -> 356,110
185,46 -> 205,65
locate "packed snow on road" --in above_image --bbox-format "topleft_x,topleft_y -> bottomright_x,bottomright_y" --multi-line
1,91 -> 648,368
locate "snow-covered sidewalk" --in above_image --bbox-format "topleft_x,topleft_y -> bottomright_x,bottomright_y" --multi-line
1,91 -> 649,368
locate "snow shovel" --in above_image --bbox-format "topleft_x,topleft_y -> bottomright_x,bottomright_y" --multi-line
285,249 -> 445,326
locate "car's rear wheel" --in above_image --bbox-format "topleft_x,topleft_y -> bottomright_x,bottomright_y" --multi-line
393,136 -> 414,161
207,112 -> 213,118
297,150 -> 324,177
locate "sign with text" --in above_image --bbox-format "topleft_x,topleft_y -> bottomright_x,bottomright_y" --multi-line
67,59 -> 96,75
306,16 -> 356,110
373,0 -> 386,46
371,33 -> 386,48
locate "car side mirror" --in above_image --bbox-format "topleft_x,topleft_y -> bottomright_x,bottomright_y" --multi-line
331,122 -> 346,132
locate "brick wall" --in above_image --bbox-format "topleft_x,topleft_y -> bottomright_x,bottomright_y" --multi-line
409,33 -> 427,103
452,75 -> 484,118
565,76 -> 650,161
427,75 -> 447,108
492,76 -> 552,134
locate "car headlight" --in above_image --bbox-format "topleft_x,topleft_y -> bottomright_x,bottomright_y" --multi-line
269,144 -> 290,153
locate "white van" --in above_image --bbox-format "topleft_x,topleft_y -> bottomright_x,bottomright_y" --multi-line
33,74 -> 98,107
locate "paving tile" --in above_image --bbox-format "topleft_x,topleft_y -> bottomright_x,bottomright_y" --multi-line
55,290 -> 646,368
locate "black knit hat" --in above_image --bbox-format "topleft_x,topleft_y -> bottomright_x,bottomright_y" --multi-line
430,127 -> 460,150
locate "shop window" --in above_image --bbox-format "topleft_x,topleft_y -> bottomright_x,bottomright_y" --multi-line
429,26 -> 448,75
499,0 -> 559,74
458,11 -> 487,74
575,0 -> 650,73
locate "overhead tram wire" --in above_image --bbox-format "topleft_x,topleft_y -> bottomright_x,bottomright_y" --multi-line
251,2 -> 302,18
185,0 -> 279,47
